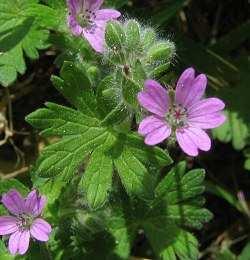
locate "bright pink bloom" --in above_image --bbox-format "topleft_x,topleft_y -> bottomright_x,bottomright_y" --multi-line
0,189 -> 51,255
67,0 -> 121,53
137,68 -> 226,156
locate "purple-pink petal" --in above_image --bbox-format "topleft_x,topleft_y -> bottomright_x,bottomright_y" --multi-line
86,0 -> 104,11
67,15 -> 83,36
182,127 -> 211,152
188,97 -> 225,116
2,190 -> 24,216
138,80 -> 169,117
30,218 -> 52,242
176,128 -> 199,156
0,216 -> 18,235
8,230 -> 30,255
188,112 -> 226,129
175,67 -> 195,105
177,74 -> 207,108
82,21 -> 106,53
25,190 -> 46,217
95,9 -> 121,20
67,0 -> 79,13
138,115 -> 166,135
175,67 -> 207,108
139,115 -> 171,145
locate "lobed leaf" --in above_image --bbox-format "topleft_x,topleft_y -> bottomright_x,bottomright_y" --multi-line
0,0 -> 50,86
80,140 -> 114,209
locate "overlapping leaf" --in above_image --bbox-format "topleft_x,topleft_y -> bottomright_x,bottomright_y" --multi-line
105,161 -> 212,259
26,62 -> 172,209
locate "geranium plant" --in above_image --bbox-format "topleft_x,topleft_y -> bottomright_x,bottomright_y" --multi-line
3,0 -> 248,260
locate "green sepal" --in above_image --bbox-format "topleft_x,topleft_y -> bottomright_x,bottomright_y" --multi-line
125,19 -> 141,51
105,21 -> 126,50
150,62 -> 170,77
142,28 -> 156,49
147,41 -> 175,62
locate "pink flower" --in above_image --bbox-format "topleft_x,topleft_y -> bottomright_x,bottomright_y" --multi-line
67,0 -> 121,53
0,189 -> 52,255
137,68 -> 226,156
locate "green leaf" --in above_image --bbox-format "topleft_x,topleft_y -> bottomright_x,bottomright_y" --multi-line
80,141 -> 114,209
0,0 -> 49,86
26,102 -> 109,180
212,56 -> 250,150
51,62 -> 97,118
154,162 -> 212,230
0,240 -> 14,260
24,3 -> 60,29
143,218 -> 179,258
215,249 -> 237,260
100,101 -> 129,126
0,179 -> 29,195
144,216 -> 199,260
26,102 -> 100,137
106,159 -> 209,259
114,142 -> 154,199
171,230 -> 199,260
35,129 -> 108,180
96,74 -> 130,126
106,206 -> 135,259
125,133 -> 172,169
0,17 -> 34,52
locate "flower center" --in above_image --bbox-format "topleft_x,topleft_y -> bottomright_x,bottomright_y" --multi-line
76,9 -> 96,29
166,104 -> 187,129
17,214 -> 33,231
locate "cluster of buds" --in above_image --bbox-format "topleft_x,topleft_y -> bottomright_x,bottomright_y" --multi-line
96,20 -> 176,127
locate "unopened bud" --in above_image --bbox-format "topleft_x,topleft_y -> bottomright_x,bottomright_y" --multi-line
126,20 -> 141,50
105,21 -> 126,50
147,41 -> 175,62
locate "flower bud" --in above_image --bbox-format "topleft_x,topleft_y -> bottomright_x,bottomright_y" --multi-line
105,21 -> 126,50
147,41 -> 175,62
142,28 -> 156,49
126,20 -> 141,51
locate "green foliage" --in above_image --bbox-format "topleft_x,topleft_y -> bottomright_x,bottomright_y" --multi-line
0,240 -> 13,260
0,178 -> 29,195
80,145 -> 113,209
51,161 -> 209,260
2,1 -> 240,258
0,0 -> 54,86
26,62 -> 172,209
104,19 -> 175,109
103,161 -> 211,260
